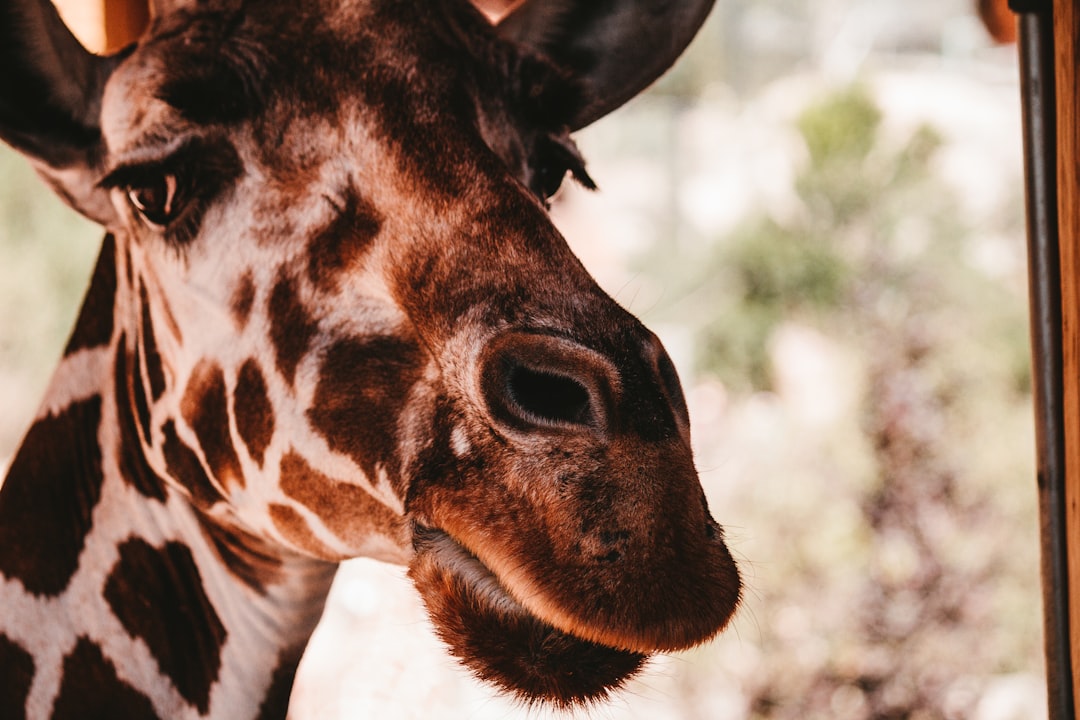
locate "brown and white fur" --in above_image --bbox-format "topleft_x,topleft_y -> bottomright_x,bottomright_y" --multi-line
0,0 -> 741,717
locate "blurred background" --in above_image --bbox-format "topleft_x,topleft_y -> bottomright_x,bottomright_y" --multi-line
0,0 -> 1043,718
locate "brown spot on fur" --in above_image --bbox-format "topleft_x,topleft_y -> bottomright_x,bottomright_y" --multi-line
197,514 -> 283,594
156,16 -> 269,125
231,271 -> 256,329
307,336 -> 423,490
357,60 -> 471,199
0,634 -> 33,719
123,244 -> 134,293
0,396 -> 104,596
234,359 -> 274,467
52,637 -> 159,720
182,360 -> 245,490
131,341 -> 153,445
64,234 -> 116,355
269,503 -> 342,559
388,194 -> 597,347
161,420 -> 225,509
115,340 -> 167,502
140,286 -> 167,401
254,642 -> 307,720
279,451 -> 401,548
268,270 -> 317,385
105,539 -> 226,714
307,190 -> 382,290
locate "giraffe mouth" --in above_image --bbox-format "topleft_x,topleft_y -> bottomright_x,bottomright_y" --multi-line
407,525 -> 647,709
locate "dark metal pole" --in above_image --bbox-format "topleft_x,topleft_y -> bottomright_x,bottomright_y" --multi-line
1013,0 -> 1074,716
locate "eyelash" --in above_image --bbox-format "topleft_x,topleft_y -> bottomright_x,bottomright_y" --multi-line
100,140 -> 241,246
103,166 -> 194,241
128,174 -> 185,230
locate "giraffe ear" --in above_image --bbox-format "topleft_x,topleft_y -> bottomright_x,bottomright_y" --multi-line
496,0 -> 715,130
0,0 -> 121,224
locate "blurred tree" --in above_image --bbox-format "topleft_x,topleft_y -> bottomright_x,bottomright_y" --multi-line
635,83 -> 1038,718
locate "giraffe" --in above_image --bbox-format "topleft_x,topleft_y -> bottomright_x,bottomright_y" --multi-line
0,0 -> 742,717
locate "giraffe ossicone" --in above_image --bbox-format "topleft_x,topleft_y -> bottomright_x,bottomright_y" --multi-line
0,0 -> 741,717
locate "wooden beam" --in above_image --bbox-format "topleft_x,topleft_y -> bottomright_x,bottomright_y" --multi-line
1017,0 -> 1074,715
1054,0 -> 1080,712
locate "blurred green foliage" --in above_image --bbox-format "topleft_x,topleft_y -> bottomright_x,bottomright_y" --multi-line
645,84 -> 1028,404
627,82 -> 1039,718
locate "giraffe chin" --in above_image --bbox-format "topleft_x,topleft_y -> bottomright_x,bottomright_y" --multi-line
407,526 -> 648,709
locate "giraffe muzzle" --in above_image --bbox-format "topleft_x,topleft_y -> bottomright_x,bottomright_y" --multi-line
401,326 -> 742,705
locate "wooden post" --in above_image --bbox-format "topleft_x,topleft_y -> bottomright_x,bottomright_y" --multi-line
1051,0 -> 1080,714
51,0 -> 149,54
1016,0 -> 1074,715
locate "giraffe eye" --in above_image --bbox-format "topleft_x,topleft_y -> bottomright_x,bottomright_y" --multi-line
100,136 -> 243,244
127,174 -> 181,228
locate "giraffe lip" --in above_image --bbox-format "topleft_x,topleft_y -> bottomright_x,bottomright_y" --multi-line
411,526 -> 524,616
407,525 -> 646,708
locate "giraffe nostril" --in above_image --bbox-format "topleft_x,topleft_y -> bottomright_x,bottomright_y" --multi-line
478,331 -> 616,435
505,364 -> 591,427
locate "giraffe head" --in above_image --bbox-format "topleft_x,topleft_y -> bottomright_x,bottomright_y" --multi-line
1,0 -> 740,707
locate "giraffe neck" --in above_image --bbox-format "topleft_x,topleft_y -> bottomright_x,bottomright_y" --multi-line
0,236 -> 338,720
